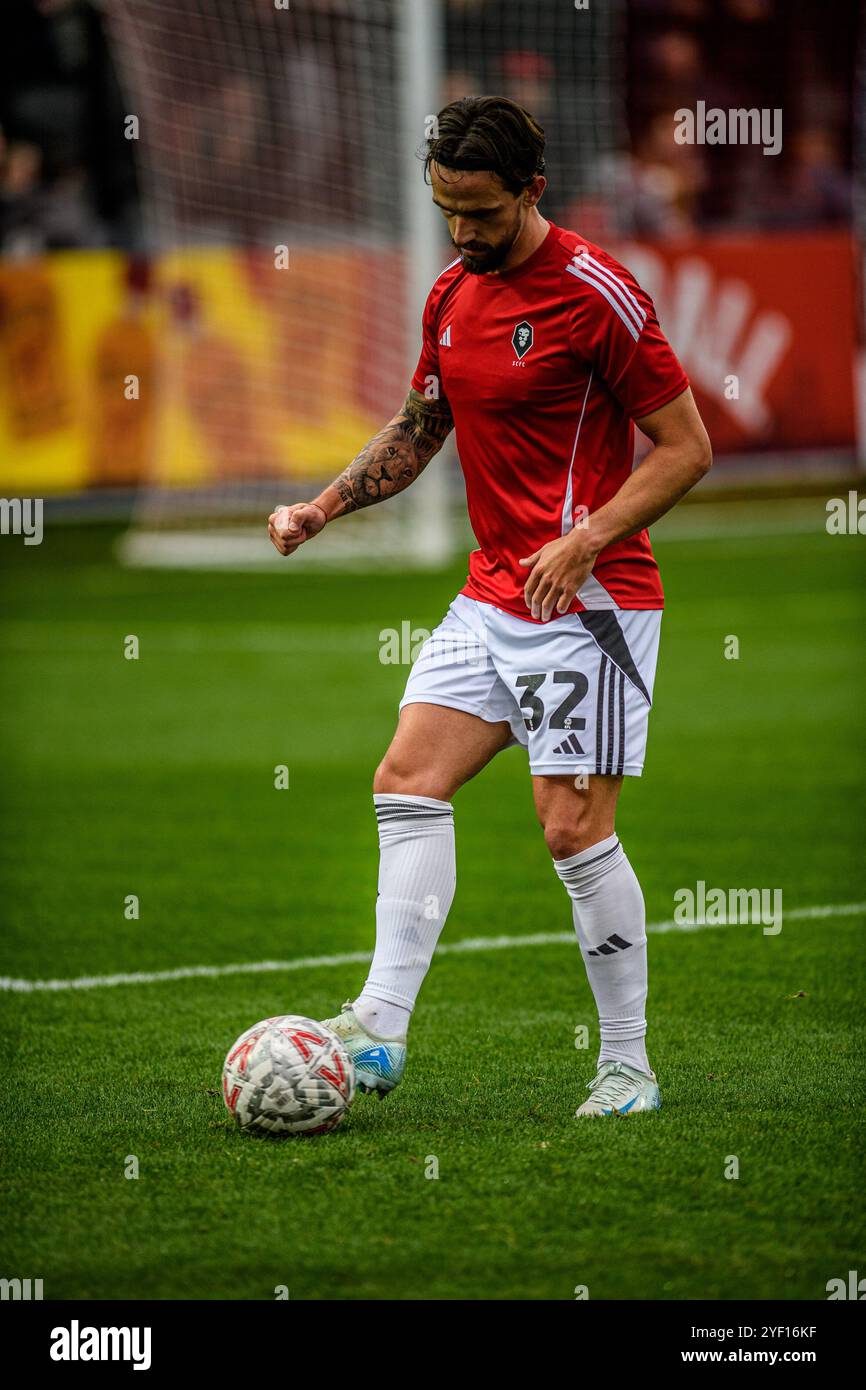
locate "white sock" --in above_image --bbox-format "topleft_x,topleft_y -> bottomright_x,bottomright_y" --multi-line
553,834 -> 651,1075
352,995 -> 412,1040
354,792 -> 456,1039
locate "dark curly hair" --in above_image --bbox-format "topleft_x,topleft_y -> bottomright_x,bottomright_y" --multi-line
423,95 -> 546,195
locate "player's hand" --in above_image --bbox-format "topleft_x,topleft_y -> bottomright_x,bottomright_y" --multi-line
519,530 -> 599,622
268,502 -> 328,556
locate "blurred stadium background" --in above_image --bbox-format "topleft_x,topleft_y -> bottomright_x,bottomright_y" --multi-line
1,0 -> 865,1304
0,0 -> 863,558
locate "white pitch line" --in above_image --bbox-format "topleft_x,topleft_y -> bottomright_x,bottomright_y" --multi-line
1,902 -> 863,995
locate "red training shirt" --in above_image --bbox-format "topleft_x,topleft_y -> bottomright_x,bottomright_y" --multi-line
410,220 -> 689,620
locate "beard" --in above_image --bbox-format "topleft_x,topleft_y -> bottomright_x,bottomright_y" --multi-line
454,224 -> 520,275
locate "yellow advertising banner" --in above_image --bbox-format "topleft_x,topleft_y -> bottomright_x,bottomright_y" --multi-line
0,247 -> 404,492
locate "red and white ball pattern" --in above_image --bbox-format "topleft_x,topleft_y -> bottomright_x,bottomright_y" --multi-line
222,1015 -> 355,1136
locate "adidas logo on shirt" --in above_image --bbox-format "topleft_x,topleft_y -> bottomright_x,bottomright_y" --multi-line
439,324 -> 452,347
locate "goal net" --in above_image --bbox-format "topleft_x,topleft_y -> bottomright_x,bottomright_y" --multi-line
106,0 -> 624,569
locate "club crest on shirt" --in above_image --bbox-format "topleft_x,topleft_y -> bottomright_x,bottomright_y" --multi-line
511,320 -> 534,361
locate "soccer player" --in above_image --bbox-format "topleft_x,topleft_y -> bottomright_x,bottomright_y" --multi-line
268,97 -> 711,1117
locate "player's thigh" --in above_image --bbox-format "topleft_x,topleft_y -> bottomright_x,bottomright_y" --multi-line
532,772 -> 623,859
374,702 -> 512,800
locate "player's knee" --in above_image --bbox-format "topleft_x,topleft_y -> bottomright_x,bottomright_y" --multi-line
372,761 -> 401,795
543,821 -> 583,860
373,752 -> 449,801
542,815 -> 610,861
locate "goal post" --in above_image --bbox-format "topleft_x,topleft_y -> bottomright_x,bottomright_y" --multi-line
396,0 -> 451,568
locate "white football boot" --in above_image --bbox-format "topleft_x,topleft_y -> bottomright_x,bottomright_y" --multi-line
575,1060 -> 661,1117
319,1002 -> 406,1098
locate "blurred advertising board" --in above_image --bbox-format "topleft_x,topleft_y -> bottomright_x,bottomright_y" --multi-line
0,231 -> 860,492
618,230 -> 859,457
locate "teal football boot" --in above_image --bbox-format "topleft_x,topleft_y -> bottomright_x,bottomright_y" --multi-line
319,1002 -> 406,1097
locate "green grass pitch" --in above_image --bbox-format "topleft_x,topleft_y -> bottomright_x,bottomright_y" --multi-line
0,510 -> 864,1300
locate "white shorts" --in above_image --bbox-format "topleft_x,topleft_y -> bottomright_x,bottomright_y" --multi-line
399,594 -> 662,778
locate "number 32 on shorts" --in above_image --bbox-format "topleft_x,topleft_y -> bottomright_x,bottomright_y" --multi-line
515,671 -> 589,743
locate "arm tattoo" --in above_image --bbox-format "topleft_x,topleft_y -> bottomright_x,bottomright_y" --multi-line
333,389 -> 453,514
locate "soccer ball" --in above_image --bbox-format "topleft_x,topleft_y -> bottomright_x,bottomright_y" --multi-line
222,1015 -> 355,1136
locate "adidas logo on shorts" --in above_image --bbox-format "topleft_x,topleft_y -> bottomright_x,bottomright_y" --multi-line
553,732 -> 585,756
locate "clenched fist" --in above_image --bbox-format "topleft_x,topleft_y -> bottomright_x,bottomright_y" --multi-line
268,502 -> 328,556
